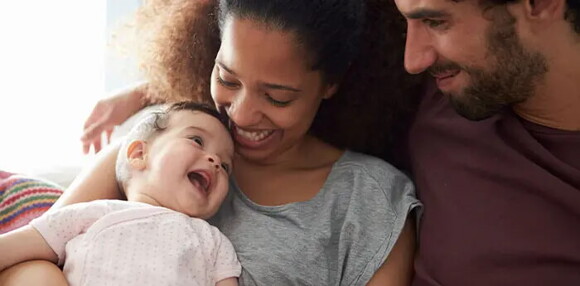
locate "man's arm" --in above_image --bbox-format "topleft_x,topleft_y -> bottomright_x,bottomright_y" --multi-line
0,225 -> 57,272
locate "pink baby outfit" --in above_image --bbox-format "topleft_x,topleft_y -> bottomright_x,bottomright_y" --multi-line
30,200 -> 241,286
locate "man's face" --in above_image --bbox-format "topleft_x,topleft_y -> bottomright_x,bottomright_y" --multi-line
396,0 -> 547,120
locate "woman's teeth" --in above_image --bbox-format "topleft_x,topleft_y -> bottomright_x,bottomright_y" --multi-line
236,128 -> 272,141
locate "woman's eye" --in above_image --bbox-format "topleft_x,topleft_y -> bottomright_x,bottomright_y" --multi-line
265,93 -> 292,107
216,75 -> 239,89
221,163 -> 231,174
189,136 -> 204,146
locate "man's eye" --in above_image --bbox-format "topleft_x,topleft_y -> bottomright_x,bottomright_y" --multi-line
423,19 -> 445,28
221,163 -> 231,174
190,136 -> 204,146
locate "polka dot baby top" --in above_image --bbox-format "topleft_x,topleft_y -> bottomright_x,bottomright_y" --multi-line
30,200 -> 240,286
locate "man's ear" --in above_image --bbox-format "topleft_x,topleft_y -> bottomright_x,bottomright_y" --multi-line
524,0 -> 566,21
126,140 -> 148,171
322,83 -> 339,100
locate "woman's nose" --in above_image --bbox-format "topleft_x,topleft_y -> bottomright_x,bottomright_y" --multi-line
225,90 -> 263,127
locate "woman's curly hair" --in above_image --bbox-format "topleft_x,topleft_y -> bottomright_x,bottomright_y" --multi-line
130,0 -> 425,165
131,0 -> 220,103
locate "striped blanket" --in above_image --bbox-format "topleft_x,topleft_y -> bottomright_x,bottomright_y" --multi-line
0,171 -> 63,234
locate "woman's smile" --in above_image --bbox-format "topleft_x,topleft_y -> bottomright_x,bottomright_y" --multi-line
232,125 -> 279,149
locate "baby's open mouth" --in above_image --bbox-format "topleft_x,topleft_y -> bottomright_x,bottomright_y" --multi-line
188,171 -> 210,193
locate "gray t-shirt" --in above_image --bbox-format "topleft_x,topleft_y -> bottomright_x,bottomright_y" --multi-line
210,150 -> 421,285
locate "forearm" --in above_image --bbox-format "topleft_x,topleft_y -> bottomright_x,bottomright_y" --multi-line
131,81 -> 158,107
0,226 -> 57,272
52,143 -> 123,209
131,81 -> 170,107
216,277 -> 238,286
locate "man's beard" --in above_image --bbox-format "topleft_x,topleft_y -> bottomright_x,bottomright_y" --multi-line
430,8 -> 548,121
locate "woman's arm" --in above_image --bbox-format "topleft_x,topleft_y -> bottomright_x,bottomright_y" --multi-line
81,82 -> 151,154
53,143 -> 123,209
366,218 -> 416,286
216,277 -> 238,286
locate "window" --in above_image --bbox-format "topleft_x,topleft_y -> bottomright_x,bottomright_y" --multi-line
0,1 -> 140,176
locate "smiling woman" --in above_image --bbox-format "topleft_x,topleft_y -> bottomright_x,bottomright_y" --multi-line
0,1 -> 139,184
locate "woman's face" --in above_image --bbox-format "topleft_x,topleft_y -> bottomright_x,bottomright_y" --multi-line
211,17 -> 336,164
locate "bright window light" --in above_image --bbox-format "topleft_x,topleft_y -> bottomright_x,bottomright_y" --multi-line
0,1 -> 106,174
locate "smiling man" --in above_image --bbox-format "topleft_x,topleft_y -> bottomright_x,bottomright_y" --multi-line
395,0 -> 580,285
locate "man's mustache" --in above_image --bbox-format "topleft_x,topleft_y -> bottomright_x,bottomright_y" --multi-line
428,61 -> 462,77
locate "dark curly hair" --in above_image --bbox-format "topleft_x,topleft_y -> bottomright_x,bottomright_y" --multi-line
218,0 -> 365,84
131,0 -> 425,166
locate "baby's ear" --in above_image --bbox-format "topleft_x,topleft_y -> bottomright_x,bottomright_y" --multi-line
126,140 -> 148,170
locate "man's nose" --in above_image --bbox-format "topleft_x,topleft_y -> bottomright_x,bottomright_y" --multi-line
404,23 -> 437,74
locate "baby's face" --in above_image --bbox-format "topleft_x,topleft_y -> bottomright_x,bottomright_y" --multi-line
141,110 -> 234,219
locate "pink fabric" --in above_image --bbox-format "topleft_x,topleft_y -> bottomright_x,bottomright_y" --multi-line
30,200 -> 240,286
0,171 -> 13,179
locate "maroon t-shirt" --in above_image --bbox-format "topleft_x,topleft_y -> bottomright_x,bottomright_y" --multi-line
409,89 -> 580,286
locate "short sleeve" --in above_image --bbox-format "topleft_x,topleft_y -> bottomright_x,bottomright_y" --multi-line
212,227 -> 242,283
29,200 -> 112,265
338,155 -> 422,286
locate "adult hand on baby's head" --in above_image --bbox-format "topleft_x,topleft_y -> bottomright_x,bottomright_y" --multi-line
81,82 -> 149,154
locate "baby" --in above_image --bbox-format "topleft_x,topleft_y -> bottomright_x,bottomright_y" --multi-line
0,102 -> 240,286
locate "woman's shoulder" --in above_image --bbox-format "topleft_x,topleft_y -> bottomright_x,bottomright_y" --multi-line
327,150 -> 418,214
332,150 -> 412,186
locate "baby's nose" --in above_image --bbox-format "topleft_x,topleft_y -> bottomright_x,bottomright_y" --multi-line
207,156 -> 220,169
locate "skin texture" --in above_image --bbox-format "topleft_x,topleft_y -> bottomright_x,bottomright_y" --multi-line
0,260 -> 68,286
0,110 -> 237,285
84,0 -> 424,164
2,1 -> 423,284
211,18 -> 336,166
2,16 -> 415,286
399,0 -> 547,120
125,110 -> 234,219
0,227 -> 58,273
81,82 -> 150,154
396,0 -> 580,129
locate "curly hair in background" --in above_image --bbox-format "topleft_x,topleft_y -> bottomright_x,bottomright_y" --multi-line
129,0 -> 220,103
129,0 -> 426,165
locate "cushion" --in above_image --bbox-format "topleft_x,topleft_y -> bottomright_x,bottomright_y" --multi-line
0,171 -> 63,234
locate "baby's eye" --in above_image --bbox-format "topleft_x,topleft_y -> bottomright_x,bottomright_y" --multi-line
189,135 -> 204,146
221,163 -> 231,174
